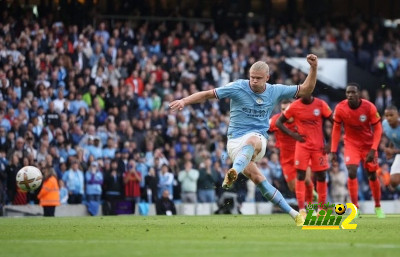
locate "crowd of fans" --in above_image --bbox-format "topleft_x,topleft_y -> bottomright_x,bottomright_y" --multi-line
0,4 -> 399,215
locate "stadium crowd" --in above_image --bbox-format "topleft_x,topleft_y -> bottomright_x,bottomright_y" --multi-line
0,3 -> 399,215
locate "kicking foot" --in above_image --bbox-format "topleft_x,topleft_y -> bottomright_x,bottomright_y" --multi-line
375,207 -> 386,218
295,213 -> 305,226
222,168 -> 238,189
299,209 -> 308,219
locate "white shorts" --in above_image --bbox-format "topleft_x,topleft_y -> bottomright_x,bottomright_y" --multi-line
390,154 -> 400,175
227,132 -> 267,163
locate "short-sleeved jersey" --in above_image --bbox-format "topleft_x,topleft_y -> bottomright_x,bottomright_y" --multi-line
382,119 -> 400,149
269,113 -> 297,150
333,99 -> 381,148
214,79 -> 299,139
283,97 -> 332,151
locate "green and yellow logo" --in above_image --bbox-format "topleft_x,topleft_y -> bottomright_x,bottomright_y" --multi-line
302,203 -> 358,230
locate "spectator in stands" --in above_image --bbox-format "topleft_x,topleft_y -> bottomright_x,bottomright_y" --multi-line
0,149 -> 7,213
1,3 -> 400,214
156,189 -> 176,215
103,159 -> 123,215
158,164 -> 174,199
59,179 -> 69,205
329,164 -> 347,203
85,161 -> 103,215
178,160 -> 199,203
123,159 -> 142,205
62,160 -> 84,204
6,153 -> 23,204
197,157 -> 218,203
37,167 -> 60,217
144,167 -> 158,203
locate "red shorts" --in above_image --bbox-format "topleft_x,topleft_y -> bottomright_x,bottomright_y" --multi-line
295,145 -> 329,172
280,148 -> 296,182
344,144 -> 378,171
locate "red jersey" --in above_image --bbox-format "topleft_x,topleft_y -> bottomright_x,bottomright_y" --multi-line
283,97 -> 332,151
269,113 -> 297,151
123,171 -> 142,198
332,99 -> 381,148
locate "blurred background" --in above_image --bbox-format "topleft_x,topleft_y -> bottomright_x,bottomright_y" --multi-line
0,0 -> 399,216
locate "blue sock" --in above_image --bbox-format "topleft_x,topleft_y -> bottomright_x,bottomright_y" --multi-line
257,180 -> 294,215
232,145 -> 255,174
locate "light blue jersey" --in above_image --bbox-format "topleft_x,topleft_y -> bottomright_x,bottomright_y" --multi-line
382,119 -> 400,149
214,79 -> 299,139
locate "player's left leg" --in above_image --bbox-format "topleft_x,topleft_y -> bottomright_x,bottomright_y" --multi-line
223,133 -> 264,189
367,171 -> 385,218
365,151 -> 385,218
305,167 -> 316,204
314,170 -> 327,213
244,161 -> 304,226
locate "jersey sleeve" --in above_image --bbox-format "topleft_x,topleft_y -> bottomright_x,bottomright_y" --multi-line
274,84 -> 300,101
214,81 -> 241,100
333,105 -> 343,123
321,100 -> 333,118
369,103 -> 381,125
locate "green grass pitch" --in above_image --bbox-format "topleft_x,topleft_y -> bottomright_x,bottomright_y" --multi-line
1,214 -> 399,257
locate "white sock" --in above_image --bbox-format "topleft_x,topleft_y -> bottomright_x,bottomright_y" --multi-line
289,210 -> 299,219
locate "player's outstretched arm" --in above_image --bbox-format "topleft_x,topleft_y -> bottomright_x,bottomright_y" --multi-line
366,121 -> 383,163
330,121 -> 342,163
297,54 -> 318,97
276,114 -> 305,142
169,89 -> 216,111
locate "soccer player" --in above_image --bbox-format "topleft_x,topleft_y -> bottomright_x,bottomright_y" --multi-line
276,95 -> 332,217
170,54 -> 319,226
330,83 -> 385,218
382,105 -> 400,188
269,100 -> 316,204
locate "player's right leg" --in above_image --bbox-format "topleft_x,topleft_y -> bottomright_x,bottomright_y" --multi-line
244,162 -> 304,226
305,167 -> 316,204
344,145 -> 362,210
294,145 -> 311,218
310,152 -> 329,210
224,133 -> 265,189
296,169 -> 307,218
314,170 -> 328,215
346,165 -> 359,207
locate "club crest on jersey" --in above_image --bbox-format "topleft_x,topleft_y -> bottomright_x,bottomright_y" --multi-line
359,114 -> 367,122
313,109 -> 320,116
256,98 -> 263,104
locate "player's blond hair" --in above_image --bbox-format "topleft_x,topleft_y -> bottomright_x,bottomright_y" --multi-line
250,61 -> 270,75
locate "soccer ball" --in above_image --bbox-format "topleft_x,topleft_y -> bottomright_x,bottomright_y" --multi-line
16,166 -> 43,192
335,204 -> 346,215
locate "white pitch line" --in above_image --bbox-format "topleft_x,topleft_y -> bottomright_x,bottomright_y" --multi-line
1,240 -> 399,249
